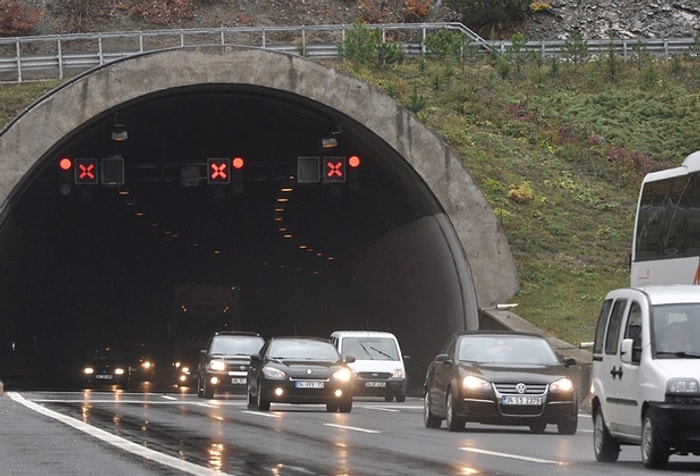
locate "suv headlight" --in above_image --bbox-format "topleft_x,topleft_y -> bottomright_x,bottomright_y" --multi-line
550,377 -> 574,393
262,366 -> 287,379
209,360 -> 226,371
667,378 -> 700,394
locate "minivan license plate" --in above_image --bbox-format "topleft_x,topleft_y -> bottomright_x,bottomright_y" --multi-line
502,395 -> 542,405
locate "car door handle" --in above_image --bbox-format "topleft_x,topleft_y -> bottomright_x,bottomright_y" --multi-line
610,366 -> 623,379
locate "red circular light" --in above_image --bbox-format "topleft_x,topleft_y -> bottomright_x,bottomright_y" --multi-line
59,157 -> 72,171
232,157 -> 245,169
348,155 -> 361,168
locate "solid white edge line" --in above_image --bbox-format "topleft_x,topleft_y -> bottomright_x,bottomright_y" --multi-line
323,423 -> 381,434
241,410 -> 280,418
460,447 -> 562,465
8,392 -> 233,476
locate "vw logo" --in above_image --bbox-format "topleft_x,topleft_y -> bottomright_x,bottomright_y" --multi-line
515,383 -> 527,394
306,368 -> 313,375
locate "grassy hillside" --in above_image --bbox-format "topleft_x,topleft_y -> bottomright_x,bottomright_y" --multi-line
2,47 -> 700,346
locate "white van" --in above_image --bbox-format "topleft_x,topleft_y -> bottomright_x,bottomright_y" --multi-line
590,285 -> 700,469
330,330 -> 407,402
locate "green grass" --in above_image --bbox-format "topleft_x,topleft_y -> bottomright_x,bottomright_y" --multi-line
2,52 -> 700,346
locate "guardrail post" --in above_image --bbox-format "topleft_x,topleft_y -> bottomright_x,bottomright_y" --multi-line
57,36 -> 63,80
15,39 -> 22,82
98,33 -> 104,65
262,29 -> 266,49
139,31 -> 144,53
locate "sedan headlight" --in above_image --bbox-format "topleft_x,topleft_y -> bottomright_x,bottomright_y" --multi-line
83,367 -> 94,375
462,375 -> 491,391
667,378 -> 700,394
114,367 -> 125,376
209,360 -> 226,371
332,368 -> 352,382
550,377 -> 574,393
262,366 -> 287,379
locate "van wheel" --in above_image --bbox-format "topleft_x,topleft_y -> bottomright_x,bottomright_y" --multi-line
593,407 -> 620,462
642,413 -> 669,469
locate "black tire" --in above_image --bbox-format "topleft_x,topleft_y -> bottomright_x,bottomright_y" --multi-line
396,395 -> 406,403
203,379 -> 214,399
384,395 -> 394,402
446,390 -> 465,432
593,407 -> 620,462
196,374 -> 204,398
338,398 -> 352,413
529,421 -> 547,434
256,382 -> 270,411
326,402 -> 338,412
642,413 -> 669,469
247,385 -> 257,410
557,415 -> 578,435
423,392 -> 442,429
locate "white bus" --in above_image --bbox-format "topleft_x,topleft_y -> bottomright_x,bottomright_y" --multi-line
631,150 -> 700,286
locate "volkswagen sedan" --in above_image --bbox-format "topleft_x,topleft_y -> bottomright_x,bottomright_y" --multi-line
423,331 -> 578,434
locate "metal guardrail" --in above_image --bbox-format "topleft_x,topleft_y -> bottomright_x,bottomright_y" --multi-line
0,22 -> 696,83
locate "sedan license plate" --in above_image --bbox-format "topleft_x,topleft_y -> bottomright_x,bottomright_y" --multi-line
295,381 -> 324,389
502,395 -> 542,406
365,381 -> 386,388
230,378 -> 246,385
95,374 -> 113,380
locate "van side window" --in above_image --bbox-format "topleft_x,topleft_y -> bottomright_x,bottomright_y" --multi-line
605,299 -> 627,355
624,301 -> 643,364
593,299 -> 613,354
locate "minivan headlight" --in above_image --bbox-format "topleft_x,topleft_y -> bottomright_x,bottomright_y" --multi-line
667,378 -> 700,394
392,369 -> 404,379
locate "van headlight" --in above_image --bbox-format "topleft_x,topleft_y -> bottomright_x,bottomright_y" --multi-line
667,378 -> 700,394
392,369 -> 404,379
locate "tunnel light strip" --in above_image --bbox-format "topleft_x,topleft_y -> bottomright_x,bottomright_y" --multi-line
8,392 -> 233,476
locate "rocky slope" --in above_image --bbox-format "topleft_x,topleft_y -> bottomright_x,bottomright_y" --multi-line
31,0 -> 700,41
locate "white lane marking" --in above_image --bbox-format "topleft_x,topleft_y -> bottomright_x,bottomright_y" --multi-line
241,410 -> 280,418
362,406 -> 400,412
459,447 -> 562,465
161,395 -> 177,401
323,423 -> 381,434
8,392 -> 232,476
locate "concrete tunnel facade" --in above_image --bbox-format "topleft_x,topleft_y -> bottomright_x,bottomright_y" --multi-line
0,46 -> 520,386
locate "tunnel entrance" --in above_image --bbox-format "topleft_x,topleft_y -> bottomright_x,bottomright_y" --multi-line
0,47 -> 517,392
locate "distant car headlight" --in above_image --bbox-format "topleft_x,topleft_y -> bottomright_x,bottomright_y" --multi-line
667,378 -> 700,394
209,360 -> 226,371
180,366 -> 190,375
332,368 -> 352,382
83,367 -> 94,375
262,366 -> 287,379
141,361 -> 153,370
550,377 -> 574,393
391,369 -> 404,379
462,375 -> 491,391
114,368 -> 125,376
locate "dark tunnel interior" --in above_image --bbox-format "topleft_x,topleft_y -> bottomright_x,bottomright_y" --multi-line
0,84 -> 473,393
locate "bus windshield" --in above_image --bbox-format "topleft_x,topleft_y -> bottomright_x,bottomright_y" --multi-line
632,150 -> 700,286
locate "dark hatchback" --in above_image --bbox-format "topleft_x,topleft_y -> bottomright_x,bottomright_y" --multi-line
197,331 -> 265,399
79,345 -> 132,388
247,336 -> 355,412
423,331 -> 578,434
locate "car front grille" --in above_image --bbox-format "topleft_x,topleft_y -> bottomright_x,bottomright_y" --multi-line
357,372 -> 392,380
494,383 -> 547,394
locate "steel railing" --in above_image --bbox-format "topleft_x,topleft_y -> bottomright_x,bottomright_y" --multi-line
0,22 -> 696,83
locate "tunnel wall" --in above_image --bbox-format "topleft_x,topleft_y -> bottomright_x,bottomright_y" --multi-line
0,46 -> 519,308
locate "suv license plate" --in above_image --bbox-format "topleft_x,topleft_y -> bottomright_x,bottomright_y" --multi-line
230,378 -> 246,385
502,395 -> 542,405
295,381 -> 324,389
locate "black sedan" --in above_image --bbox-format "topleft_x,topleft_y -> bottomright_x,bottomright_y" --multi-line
423,331 -> 578,434
79,345 -> 132,388
247,336 -> 354,412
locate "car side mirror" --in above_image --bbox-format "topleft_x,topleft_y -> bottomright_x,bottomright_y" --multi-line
435,353 -> 450,363
344,355 -> 356,364
620,338 -> 633,364
562,356 -> 576,367
250,353 -> 261,361
200,349 -> 207,357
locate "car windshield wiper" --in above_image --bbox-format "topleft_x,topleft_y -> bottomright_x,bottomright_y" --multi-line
368,346 -> 393,360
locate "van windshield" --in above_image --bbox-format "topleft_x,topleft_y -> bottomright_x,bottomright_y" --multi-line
652,303 -> 700,358
341,337 -> 399,360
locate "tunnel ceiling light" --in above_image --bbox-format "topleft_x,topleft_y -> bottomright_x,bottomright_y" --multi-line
321,137 -> 338,149
111,124 -> 128,142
